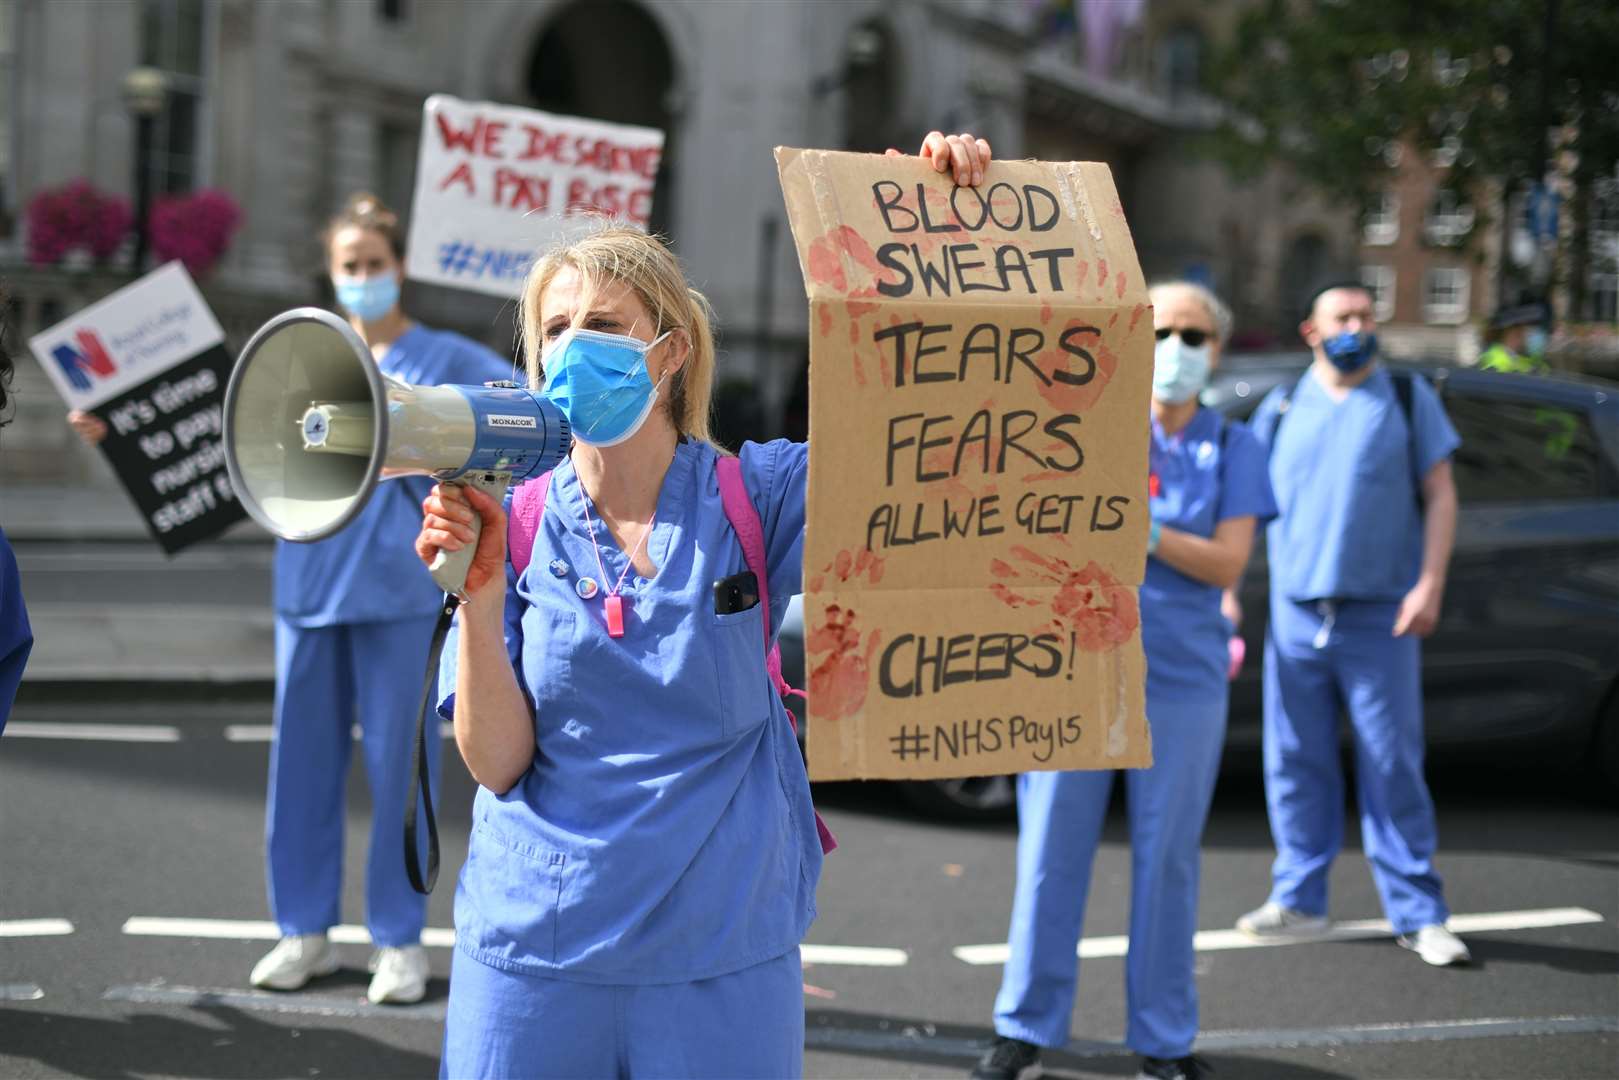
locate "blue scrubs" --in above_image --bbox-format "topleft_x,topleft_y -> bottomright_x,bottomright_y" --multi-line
1250,366 -> 1460,934
0,527 -> 32,737
436,438 -> 821,1077
994,409 -> 1275,1057
268,325 -> 510,946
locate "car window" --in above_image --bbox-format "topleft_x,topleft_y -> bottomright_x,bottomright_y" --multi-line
1445,391 -> 1610,502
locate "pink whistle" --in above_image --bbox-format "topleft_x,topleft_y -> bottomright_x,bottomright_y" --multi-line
1227,635 -> 1246,680
605,594 -> 625,638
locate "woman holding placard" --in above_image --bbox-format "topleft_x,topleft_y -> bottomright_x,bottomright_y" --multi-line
974,283 -> 1276,1080
68,194 -> 512,1004
416,132 -> 991,1078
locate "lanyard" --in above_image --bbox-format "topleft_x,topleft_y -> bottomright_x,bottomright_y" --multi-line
579,489 -> 654,639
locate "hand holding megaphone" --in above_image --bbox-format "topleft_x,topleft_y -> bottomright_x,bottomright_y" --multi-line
223,308 -> 570,598
416,481 -> 509,600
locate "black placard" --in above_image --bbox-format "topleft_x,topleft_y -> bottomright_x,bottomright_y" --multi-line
89,343 -> 246,554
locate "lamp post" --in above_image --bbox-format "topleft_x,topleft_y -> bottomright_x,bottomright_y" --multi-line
121,66 -> 170,275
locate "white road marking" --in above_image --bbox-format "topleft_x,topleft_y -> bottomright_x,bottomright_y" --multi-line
0,983 -> 45,1001
121,917 -> 456,949
0,919 -> 75,938
223,722 -> 455,743
103,983 -> 447,1020
803,1014 -> 1619,1060
953,906 -> 1607,965
4,722 -> 180,743
800,944 -> 909,967
122,917 -> 908,966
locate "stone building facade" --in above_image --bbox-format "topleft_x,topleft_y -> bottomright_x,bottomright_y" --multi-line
2,0 -> 1355,492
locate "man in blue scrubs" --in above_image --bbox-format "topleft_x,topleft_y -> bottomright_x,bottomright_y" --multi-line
1239,282 -> 1468,966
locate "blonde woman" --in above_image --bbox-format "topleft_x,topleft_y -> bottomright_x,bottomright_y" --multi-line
417,134 -> 990,1077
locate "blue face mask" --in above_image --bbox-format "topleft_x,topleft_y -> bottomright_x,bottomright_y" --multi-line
333,275 -> 401,323
1321,330 -> 1379,373
1152,334 -> 1212,404
542,327 -> 671,447
1525,327 -> 1548,357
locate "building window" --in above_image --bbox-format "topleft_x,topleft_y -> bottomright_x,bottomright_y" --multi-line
376,121 -> 419,224
378,0 -> 409,23
1424,188 -> 1474,246
1362,191 -> 1399,245
1423,266 -> 1470,324
1361,265 -> 1396,322
1158,24 -> 1204,101
139,0 -> 209,195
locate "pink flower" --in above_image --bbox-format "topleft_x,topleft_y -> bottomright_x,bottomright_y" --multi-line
150,189 -> 243,276
25,180 -> 132,267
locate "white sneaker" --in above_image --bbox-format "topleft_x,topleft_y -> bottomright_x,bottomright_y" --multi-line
367,944 -> 429,1005
1398,924 -> 1471,966
1236,901 -> 1331,939
249,934 -> 340,991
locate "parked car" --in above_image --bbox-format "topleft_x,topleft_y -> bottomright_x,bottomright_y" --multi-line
778,359 -> 1619,819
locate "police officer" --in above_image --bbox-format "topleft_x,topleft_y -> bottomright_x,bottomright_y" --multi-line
1478,303 -> 1549,373
1238,281 -> 1469,967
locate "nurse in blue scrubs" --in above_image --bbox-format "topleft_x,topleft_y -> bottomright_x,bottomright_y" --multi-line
974,283 -> 1276,1080
1237,282 -> 1468,968
250,194 -> 513,1003
0,324 -> 32,735
62,196 -> 508,1001
418,134 -> 992,1079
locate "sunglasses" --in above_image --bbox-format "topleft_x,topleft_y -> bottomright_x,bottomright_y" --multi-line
1155,327 -> 1210,347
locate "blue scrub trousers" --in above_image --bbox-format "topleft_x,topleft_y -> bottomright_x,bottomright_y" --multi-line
267,614 -> 442,946
1262,599 -> 1448,934
439,947 -> 804,1079
993,697 -> 1226,1058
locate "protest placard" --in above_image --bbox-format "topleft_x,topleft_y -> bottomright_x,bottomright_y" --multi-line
29,262 -> 243,554
404,94 -> 664,298
776,149 -> 1153,781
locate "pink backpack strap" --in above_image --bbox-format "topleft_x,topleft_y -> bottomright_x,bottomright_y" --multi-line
716,455 -> 836,856
507,471 -> 553,577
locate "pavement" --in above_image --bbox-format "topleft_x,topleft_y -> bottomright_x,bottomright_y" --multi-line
4,485 -> 276,691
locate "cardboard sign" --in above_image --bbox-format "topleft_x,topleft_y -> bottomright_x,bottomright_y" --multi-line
776,148 -> 1153,781
404,94 -> 664,298
29,262 -> 244,554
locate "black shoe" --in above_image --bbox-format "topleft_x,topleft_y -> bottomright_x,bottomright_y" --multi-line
1138,1055 -> 1213,1080
971,1036 -> 1041,1080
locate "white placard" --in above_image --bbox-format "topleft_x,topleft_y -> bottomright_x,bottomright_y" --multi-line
403,94 -> 665,299
28,261 -> 226,412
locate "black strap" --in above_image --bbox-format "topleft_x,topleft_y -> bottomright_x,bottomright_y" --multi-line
404,592 -> 459,895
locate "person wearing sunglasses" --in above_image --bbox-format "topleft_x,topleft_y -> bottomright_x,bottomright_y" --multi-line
975,282 -> 1275,1080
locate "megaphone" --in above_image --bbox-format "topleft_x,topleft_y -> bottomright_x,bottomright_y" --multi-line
223,308 -> 571,596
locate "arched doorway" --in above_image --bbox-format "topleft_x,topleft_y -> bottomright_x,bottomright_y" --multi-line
527,0 -> 677,236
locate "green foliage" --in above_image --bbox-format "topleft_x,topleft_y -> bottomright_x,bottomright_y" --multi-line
1208,0 -> 1619,221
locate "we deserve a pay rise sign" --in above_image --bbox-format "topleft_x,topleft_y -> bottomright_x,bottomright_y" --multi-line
776,149 -> 1154,782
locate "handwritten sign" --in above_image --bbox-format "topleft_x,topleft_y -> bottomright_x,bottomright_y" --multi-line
776,149 -> 1153,781
404,94 -> 664,298
28,262 -> 244,554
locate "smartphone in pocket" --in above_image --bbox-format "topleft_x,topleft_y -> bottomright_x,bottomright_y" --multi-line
713,571 -> 760,615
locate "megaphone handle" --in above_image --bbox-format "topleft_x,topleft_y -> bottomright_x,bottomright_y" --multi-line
429,472 -> 511,599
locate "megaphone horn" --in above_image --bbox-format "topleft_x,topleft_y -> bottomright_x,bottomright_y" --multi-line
223,308 -> 571,597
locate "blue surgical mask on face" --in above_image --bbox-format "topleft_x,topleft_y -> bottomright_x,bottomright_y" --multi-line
1525,327 -> 1548,357
542,327 -> 672,447
333,275 -> 401,323
1321,330 -> 1379,373
1152,333 -> 1212,404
